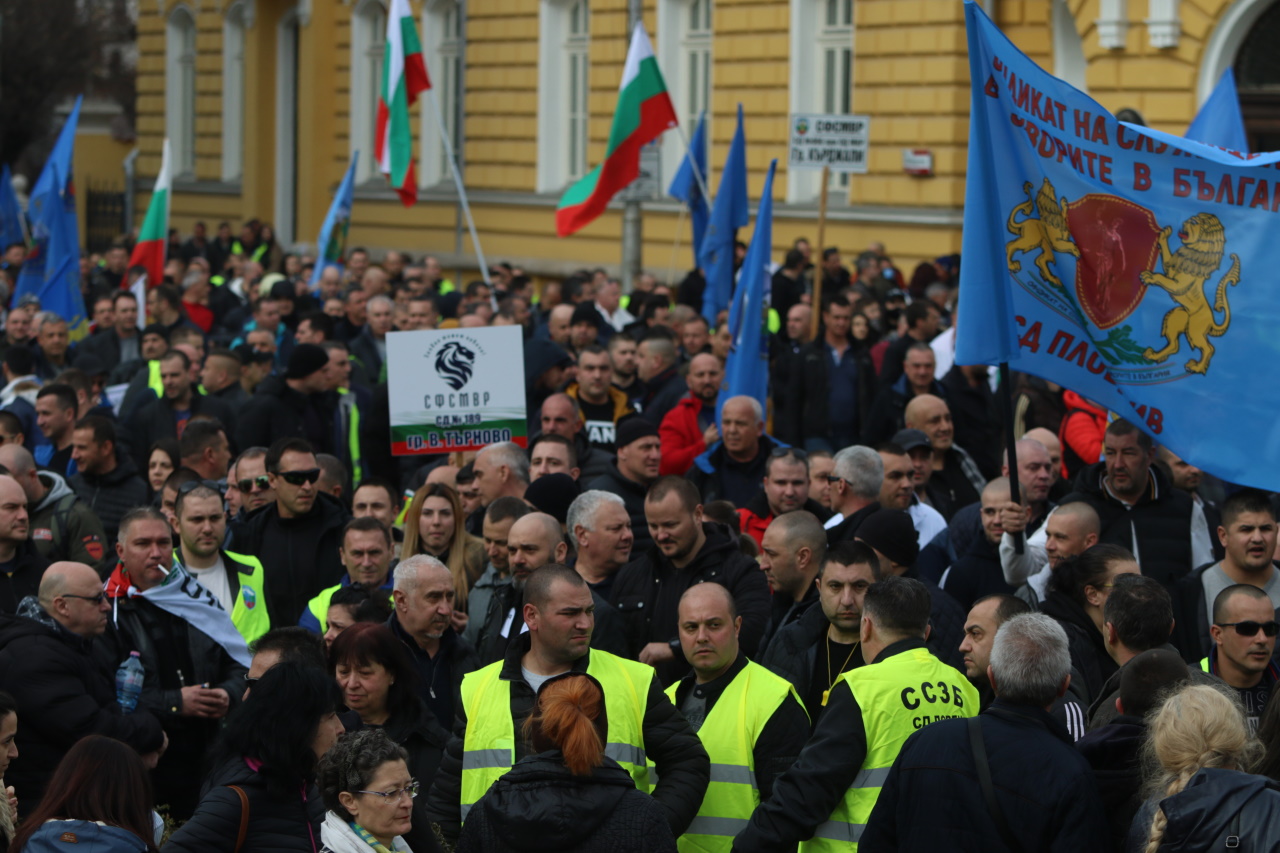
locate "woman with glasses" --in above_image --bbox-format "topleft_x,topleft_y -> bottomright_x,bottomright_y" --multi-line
329,624 -> 447,853
317,730 -> 417,853
456,674 -> 676,853
399,484 -> 483,632
146,439 -> 179,503
165,663 -> 345,853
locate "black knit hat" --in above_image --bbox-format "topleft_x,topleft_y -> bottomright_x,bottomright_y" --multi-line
855,509 -> 920,569
285,343 -> 329,379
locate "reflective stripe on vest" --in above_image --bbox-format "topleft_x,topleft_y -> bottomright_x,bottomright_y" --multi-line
664,661 -> 805,853
147,360 -> 163,397
799,647 -> 978,853
458,650 -> 653,823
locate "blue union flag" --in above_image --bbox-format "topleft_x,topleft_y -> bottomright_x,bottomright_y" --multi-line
958,0 -> 1280,490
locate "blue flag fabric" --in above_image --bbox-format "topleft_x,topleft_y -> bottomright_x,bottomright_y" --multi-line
16,97 -> 87,338
1187,69 -> 1248,154
668,111 -> 709,267
698,104 -> 748,328
958,0 -> 1280,491
0,164 -> 26,251
309,151 -> 359,290
721,158 -> 777,423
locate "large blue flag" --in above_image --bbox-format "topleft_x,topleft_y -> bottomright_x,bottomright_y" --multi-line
698,104 -> 748,327
0,164 -> 26,251
1187,69 -> 1248,154
721,158 -> 777,423
668,111 -> 709,268
16,97 -> 87,338
309,151 -> 359,291
958,0 -> 1280,490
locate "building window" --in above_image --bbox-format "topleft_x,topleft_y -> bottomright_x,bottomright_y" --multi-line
658,0 -> 712,190
222,3 -> 247,182
351,0 -> 387,183
819,0 -> 852,191
537,0 -> 591,192
166,6 -> 198,179
788,0 -> 853,202
422,0 -> 464,187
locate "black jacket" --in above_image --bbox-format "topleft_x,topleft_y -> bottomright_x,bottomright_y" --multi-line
455,754 -> 678,853
164,758 -> 325,853
941,364 -> 1002,479
1040,590 -> 1117,706
387,612 -> 480,731
234,375 -> 337,459
1061,461 -> 1196,587
231,494 -> 350,633
1127,768 -> 1280,853
127,392 -> 235,468
346,326 -> 384,387
585,463 -> 653,550
860,701 -> 1111,852
425,634 -> 710,843
687,435 -> 784,509
0,541 -> 51,614
861,375 -> 947,448
74,329 -> 135,373
825,500 -> 882,545
1086,644 -> 1221,730
759,599 -> 847,720
1077,713 -> 1147,850
638,367 -> 686,428
1171,561 -> 1228,663
0,610 -> 165,811
69,447 -> 148,549
611,523 -> 770,684
943,534 -> 1015,610
776,338 -> 876,447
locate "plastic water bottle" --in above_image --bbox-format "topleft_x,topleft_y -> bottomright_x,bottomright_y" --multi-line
116,652 -> 145,713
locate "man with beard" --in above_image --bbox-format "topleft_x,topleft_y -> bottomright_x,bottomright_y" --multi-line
608,333 -> 645,406
659,353 -> 724,476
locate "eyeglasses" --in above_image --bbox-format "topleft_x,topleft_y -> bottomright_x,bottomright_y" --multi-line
236,475 -> 271,493
356,781 -> 420,802
1216,620 -> 1280,638
277,468 -> 321,487
60,592 -> 106,605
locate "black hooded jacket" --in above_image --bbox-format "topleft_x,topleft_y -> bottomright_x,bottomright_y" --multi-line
1040,589 -> 1117,705
1077,713 -> 1147,850
69,447 -> 148,549
455,754 -> 677,853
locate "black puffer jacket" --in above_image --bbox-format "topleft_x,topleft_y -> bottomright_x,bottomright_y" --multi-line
1127,768 -> 1280,853
456,754 -> 677,853
584,463 -> 652,549
0,541 -> 50,615
165,758 -> 324,853
610,522 -> 770,684
234,375 -> 337,458
0,610 -> 164,812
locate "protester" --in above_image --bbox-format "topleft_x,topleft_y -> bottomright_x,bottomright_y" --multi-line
317,730 -> 417,853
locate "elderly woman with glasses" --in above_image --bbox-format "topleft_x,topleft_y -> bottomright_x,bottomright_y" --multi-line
318,730 -> 416,853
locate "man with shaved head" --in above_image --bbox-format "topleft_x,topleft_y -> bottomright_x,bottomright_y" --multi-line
0,562 -> 166,810
903,393 -> 985,521
688,395 -> 783,508
473,512 -> 627,664
0,444 -> 105,573
659,352 -> 724,476
1001,500 -> 1101,608
425,561 -> 710,845
666,583 -> 809,849
538,393 -> 610,482
1023,427 -> 1067,498
758,511 -> 828,652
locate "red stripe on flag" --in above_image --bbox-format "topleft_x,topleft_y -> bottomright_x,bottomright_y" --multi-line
374,100 -> 390,167
404,54 -> 431,101
396,160 -> 419,207
128,240 -> 165,291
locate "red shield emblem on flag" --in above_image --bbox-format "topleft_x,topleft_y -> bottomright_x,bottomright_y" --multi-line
1064,195 -> 1162,330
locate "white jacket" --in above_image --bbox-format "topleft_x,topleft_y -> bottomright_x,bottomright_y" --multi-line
319,811 -> 413,853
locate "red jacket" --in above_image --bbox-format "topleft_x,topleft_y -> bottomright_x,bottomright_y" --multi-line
1059,390 -> 1107,479
659,394 -> 706,476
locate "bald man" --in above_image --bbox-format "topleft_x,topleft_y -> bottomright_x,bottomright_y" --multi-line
943,478 -> 1018,609
0,562 -> 166,811
666,583 -> 809,849
1001,501 -> 1102,607
903,394 -> 985,521
473,512 -> 628,664
688,395 -> 786,508
0,444 -> 108,573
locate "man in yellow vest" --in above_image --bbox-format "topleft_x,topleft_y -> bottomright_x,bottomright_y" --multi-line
731,576 -> 978,852
425,563 -> 709,846
298,516 -> 394,638
172,482 -> 271,645
668,583 -> 809,852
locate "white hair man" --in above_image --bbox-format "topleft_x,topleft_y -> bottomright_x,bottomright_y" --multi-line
567,490 -> 633,601
824,446 -> 885,544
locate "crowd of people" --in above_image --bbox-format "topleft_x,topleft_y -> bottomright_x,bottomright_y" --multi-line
0,220 -> 1275,852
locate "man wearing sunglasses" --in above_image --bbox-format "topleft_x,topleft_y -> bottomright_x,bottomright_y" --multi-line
1202,584 -> 1280,731
231,437 -> 350,632
228,448 -> 276,521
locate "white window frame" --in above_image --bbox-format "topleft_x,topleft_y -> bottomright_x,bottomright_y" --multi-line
788,0 -> 852,203
222,2 -> 247,183
537,0 -> 590,192
351,0 -> 388,184
657,0 -> 712,196
166,6 -> 198,180
421,0 -> 464,188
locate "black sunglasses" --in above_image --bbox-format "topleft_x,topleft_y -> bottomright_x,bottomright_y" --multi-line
61,592 -> 107,605
236,475 -> 271,493
1216,620 -> 1280,637
278,468 -> 321,487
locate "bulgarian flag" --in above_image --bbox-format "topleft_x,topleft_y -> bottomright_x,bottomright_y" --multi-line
128,138 -> 170,287
376,0 -> 430,207
555,22 -> 677,238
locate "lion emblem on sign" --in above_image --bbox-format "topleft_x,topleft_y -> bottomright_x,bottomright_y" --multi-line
434,341 -> 477,390
1006,178 -> 1080,288
1140,212 -> 1239,375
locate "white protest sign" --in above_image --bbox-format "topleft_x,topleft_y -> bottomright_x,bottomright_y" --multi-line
387,325 -> 527,455
788,114 -> 871,174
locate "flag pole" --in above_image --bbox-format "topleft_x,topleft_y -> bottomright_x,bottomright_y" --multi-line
998,361 -> 1025,554
673,121 -> 713,209
426,88 -> 490,287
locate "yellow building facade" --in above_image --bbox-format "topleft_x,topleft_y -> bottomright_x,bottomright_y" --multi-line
100,0 -> 1280,282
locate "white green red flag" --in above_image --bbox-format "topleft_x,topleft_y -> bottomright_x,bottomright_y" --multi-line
128,138 -> 170,287
555,22 -> 677,238
376,0 -> 431,207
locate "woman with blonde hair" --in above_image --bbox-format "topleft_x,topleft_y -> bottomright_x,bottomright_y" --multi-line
399,483 -> 484,622
456,674 -> 675,853
1133,683 -> 1280,852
